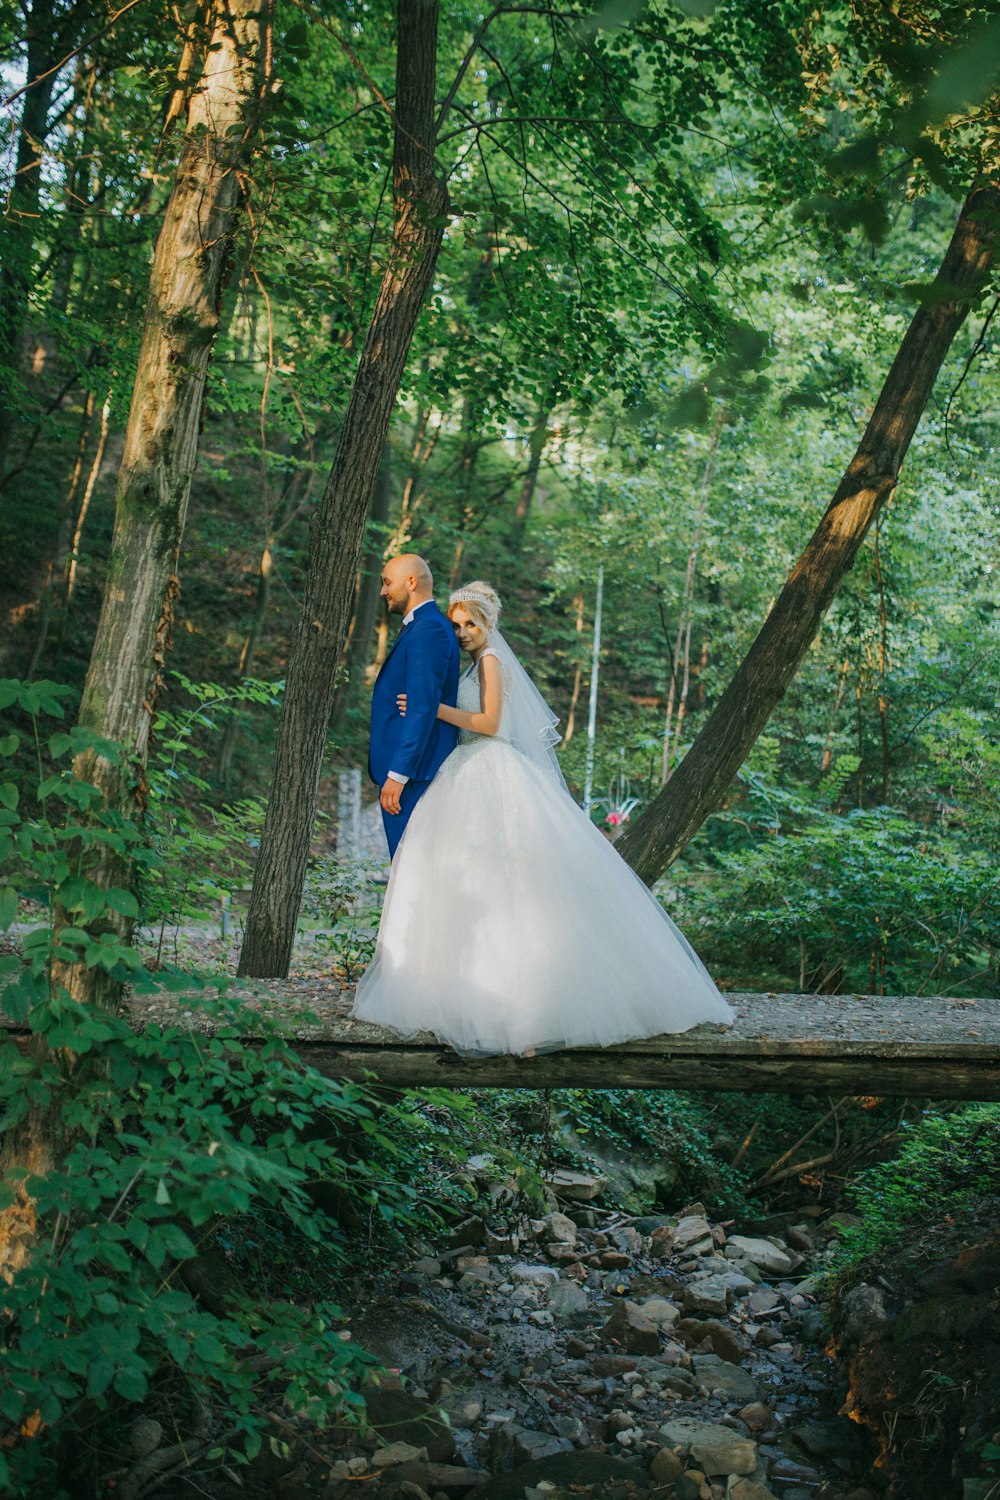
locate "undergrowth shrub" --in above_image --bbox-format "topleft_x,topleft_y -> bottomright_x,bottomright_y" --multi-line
832,1104 -> 1000,1269
677,752 -> 997,996
0,679 -> 461,1496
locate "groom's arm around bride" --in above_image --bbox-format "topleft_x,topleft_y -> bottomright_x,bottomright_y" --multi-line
368,555 -> 460,858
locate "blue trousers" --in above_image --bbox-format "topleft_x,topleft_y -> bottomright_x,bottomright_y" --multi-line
381,778 -> 429,859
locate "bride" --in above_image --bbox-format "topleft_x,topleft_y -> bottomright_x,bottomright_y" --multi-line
351,581 -> 733,1054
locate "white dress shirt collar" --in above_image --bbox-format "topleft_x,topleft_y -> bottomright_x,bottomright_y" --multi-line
402,598 -> 434,627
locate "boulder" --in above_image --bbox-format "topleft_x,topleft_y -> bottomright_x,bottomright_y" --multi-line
658,1417 -> 757,1477
650,1446 -> 683,1483
542,1211 -> 577,1243
725,1236 -> 793,1276
602,1299 -> 662,1355
547,1278 -> 590,1318
675,1317 -> 743,1363
692,1353 -> 759,1400
673,1214 -> 715,1254
510,1263 -> 560,1287
683,1276 -> 731,1317
545,1169 -> 604,1201
728,1483 -> 780,1500
487,1422 -> 574,1473
638,1295 -> 680,1330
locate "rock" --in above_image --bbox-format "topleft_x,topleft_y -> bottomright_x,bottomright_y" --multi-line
639,1295 -> 680,1330
527,1309 -> 554,1327
129,1418 -> 163,1457
746,1288 -> 781,1315
542,1211 -> 577,1243
658,1418 -> 757,1477
602,1299 -> 662,1355
545,1169 -> 605,1201
363,1389 -> 456,1464
692,1353 -> 760,1400
389,1461 -> 490,1493
487,1423 -> 574,1472
510,1263 -> 560,1287
791,1416 -> 864,1459
474,1451 -> 648,1499
676,1317 -> 743,1363
737,1402 -> 773,1434
410,1257 -> 443,1278
600,1250 -> 632,1269
683,1277 -> 731,1317
650,1446 -> 684,1483
547,1278 -> 590,1318
728,1482 -> 780,1500
675,1472 -> 707,1500
839,1282 -> 891,1345
398,1484 -> 434,1500
372,1441 -> 429,1468
725,1236 -> 793,1276
649,1225 -> 675,1258
674,1215 -> 715,1254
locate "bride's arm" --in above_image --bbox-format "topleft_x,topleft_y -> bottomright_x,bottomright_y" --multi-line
398,655 -> 504,736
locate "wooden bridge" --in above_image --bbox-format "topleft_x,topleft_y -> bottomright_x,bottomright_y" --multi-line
124,982 -> 1000,1099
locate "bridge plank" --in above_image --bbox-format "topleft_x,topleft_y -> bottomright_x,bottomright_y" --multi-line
123,983 -> 1000,1099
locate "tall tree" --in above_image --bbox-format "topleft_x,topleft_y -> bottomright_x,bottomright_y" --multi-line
0,0 -> 275,1280
616,180 -> 1000,885
238,0 -> 446,977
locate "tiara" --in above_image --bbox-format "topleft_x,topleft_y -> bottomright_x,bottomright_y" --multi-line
450,588 -> 498,607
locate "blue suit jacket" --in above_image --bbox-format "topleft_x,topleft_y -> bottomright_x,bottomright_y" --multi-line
369,602 -> 460,789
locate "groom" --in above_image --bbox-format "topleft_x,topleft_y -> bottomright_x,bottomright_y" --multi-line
369,554 -> 460,858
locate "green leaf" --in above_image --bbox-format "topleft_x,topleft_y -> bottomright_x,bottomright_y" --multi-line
113,1366 -> 148,1401
86,1355 -> 115,1399
0,886 -> 17,932
0,784 -> 18,811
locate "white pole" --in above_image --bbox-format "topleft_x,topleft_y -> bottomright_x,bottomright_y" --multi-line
583,565 -> 604,815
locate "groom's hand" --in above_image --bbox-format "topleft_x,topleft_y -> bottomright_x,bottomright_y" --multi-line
380,778 -> 403,815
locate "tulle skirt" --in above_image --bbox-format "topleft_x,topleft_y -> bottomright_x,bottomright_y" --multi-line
351,739 -> 733,1054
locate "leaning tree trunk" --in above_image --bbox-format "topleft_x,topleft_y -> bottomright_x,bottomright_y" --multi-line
0,0 -> 274,1284
238,0 -> 446,977
617,180 -> 1000,885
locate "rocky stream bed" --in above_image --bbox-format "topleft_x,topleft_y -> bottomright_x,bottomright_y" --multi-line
185,1168 -> 882,1500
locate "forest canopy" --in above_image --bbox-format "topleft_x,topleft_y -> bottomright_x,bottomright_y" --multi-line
0,0 -> 997,993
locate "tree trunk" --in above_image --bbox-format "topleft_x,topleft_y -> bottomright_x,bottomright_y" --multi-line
510,397 -> 553,551
238,0 -> 446,978
0,0 -> 275,1283
617,181 -> 1000,885
0,0 -> 61,477
330,444 -> 392,733
70,0 -> 275,818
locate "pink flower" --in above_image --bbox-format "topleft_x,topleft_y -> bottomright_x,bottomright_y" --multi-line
605,811 -> 623,826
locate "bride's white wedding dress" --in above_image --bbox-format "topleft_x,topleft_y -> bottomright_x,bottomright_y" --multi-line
351,643 -> 733,1054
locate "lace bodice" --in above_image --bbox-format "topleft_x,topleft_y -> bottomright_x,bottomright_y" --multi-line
456,652 -> 507,744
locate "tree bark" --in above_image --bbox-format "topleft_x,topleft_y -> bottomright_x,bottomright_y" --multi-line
71,0 -> 275,816
0,0 -> 275,1282
330,443 -> 392,733
617,181 -> 1000,884
0,0 -> 62,477
238,0 -> 446,977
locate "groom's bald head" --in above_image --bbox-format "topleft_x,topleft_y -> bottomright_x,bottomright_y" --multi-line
380,553 -> 434,615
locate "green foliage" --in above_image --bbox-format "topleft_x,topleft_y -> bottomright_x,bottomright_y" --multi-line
0,684 -> 443,1494
299,855 -> 382,982
833,1105 -> 1000,1269
141,674 -> 278,936
676,765 -> 998,997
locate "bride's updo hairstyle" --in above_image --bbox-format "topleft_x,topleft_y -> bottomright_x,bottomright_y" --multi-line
448,580 -> 501,637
